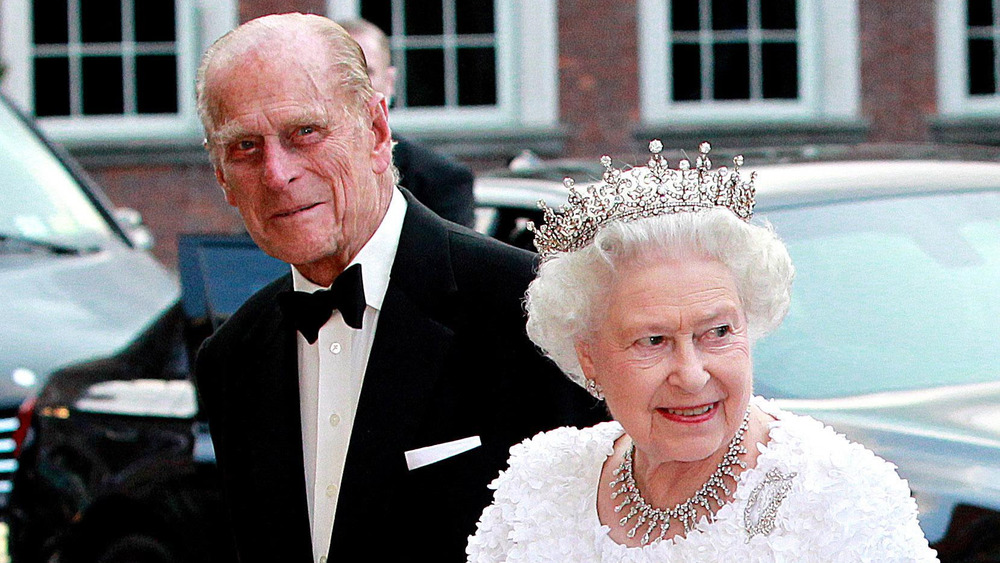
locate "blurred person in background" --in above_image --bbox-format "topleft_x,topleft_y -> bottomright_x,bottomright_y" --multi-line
195,13 -> 599,563
467,142 -> 937,562
340,18 -> 477,228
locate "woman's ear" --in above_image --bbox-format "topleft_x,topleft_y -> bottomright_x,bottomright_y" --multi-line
575,339 -> 595,379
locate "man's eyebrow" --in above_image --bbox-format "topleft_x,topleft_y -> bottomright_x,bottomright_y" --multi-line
210,123 -> 251,147
209,109 -> 334,146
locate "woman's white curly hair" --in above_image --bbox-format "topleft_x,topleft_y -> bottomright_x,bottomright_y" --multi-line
525,208 -> 794,387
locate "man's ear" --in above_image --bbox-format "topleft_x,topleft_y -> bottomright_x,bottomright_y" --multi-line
367,93 -> 393,175
215,166 -> 237,207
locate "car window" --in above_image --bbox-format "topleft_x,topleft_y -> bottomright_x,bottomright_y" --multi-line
476,205 -> 545,251
754,190 -> 1000,399
0,102 -> 115,250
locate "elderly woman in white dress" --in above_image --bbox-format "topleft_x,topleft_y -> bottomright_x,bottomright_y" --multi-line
466,142 -> 937,562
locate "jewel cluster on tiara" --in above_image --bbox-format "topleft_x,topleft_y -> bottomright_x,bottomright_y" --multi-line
527,140 -> 756,257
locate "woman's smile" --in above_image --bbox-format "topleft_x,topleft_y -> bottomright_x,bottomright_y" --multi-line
656,401 -> 719,423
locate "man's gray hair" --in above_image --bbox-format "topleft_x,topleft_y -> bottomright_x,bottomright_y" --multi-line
195,13 -> 374,165
525,208 -> 795,387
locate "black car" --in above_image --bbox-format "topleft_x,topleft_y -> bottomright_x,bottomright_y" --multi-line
0,94 -> 186,562
9,233 -> 282,563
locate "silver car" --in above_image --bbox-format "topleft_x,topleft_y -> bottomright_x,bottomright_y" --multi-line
473,146 -> 1000,559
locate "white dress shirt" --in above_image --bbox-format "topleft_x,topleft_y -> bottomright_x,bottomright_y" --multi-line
291,188 -> 407,563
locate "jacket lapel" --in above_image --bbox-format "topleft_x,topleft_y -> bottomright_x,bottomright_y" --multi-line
329,192 -> 459,550
229,277 -> 313,558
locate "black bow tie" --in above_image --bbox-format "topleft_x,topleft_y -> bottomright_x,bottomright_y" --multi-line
278,263 -> 366,344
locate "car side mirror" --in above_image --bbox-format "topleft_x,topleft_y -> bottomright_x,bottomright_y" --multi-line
113,207 -> 154,250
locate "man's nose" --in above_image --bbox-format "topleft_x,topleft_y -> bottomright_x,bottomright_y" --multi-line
261,138 -> 299,190
667,340 -> 710,393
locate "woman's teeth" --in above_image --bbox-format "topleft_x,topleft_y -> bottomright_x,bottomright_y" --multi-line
665,404 -> 713,416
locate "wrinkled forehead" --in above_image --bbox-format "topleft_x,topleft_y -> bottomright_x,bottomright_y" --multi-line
203,30 -> 342,124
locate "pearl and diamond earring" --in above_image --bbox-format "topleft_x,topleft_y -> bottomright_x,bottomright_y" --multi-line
585,378 -> 605,400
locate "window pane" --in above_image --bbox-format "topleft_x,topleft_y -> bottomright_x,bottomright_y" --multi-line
457,47 -> 496,105
969,38 -> 997,95
82,57 -> 124,114
33,57 -> 71,117
81,0 -> 122,43
762,42 -> 798,98
33,0 -> 69,45
672,43 -> 702,101
360,0 -> 392,34
137,55 -> 178,113
671,0 -> 700,31
713,42 -> 750,99
456,2 -> 494,34
760,0 -> 796,30
135,0 -> 176,42
405,0 -> 443,35
968,0 -> 993,27
405,49 -> 445,106
712,0 -> 748,31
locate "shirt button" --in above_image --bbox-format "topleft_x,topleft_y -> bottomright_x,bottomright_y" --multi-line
320,557 -> 327,563
330,342 -> 342,354
326,484 -> 338,498
329,413 -> 341,427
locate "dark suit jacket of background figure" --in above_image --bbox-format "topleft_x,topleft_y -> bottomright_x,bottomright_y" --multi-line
393,136 -> 476,228
195,190 -> 606,562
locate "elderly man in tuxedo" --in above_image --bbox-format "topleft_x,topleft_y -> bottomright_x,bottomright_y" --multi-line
194,13 -> 601,563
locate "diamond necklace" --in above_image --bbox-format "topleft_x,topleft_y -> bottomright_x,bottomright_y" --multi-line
608,407 -> 751,545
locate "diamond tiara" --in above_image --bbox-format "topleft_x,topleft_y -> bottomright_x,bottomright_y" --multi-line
527,140 -> 756,258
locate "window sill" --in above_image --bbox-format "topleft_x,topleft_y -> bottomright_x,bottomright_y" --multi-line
633,119 -> 870,151
398,126 -> 569,159
931,117 -> 1000,146
65,138 -> 210,168
63,127 -> 572,170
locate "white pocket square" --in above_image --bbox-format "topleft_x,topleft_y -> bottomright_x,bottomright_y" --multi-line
404,435 -> 482,471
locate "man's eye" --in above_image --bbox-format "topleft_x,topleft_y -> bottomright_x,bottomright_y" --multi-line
642,335 -> 665,346
297,125 -> 316,136
237,140 -> 255,151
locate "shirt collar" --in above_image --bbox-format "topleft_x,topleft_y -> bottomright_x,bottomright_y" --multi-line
291,187 -> 407,311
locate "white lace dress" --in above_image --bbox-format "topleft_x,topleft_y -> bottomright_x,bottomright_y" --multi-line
467,397 -> 938,562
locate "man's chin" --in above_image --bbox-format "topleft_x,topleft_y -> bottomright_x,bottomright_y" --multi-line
261,242 -> 334,269
256,226 -> 339,263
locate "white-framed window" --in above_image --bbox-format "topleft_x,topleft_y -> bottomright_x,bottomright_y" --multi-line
0,0 -> 236,145
938,0 -> 1000,117
329,0 -> 559,132
638,0 -> 859,125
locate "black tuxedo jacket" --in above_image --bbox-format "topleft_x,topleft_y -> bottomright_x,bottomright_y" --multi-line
195,192 -> 603,562
393,136 -> 476,228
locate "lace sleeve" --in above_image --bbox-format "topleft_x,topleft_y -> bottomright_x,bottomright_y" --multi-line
465,424 -> 618,563
466,498 -> 513,563
806,441 -> 939,562
844,475 -> 939,562
466,438 -> 529,563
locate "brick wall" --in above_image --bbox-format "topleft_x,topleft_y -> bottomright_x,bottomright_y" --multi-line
558,0 -> 640,158
859,0 -> 937,142
88,163 -> 244,269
